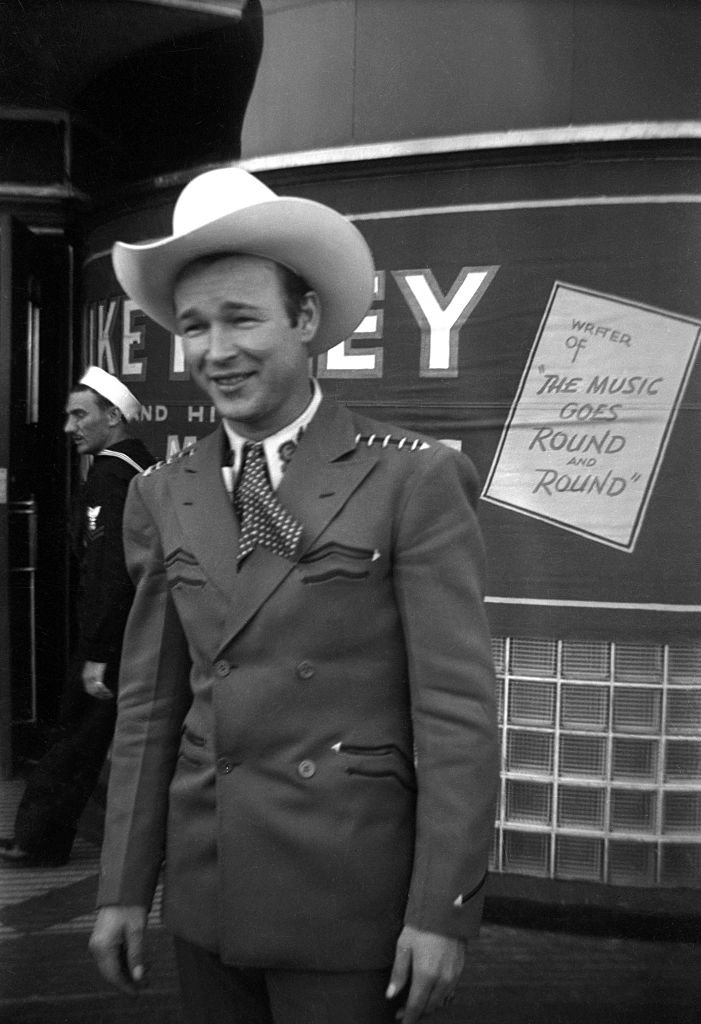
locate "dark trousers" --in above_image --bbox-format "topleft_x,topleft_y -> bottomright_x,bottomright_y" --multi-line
173,937 -> 400,1024
13,658 -> 117,862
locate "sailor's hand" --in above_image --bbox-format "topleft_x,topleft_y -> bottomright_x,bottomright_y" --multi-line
82,661 -> 113,700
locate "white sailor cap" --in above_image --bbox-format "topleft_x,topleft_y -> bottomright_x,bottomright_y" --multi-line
79,366 -> 142,422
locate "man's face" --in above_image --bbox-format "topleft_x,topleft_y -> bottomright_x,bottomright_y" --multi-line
63,390 -> 117,455
174,254 -> 319,439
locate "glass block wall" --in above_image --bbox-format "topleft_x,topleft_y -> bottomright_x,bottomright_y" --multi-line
490,637 -> 701,888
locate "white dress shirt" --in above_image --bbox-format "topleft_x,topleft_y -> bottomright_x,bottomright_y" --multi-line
221,379 -> 322,495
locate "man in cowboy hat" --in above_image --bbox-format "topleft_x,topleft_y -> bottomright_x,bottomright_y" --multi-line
89,168 -> 498,1024
1,368 -> 155,866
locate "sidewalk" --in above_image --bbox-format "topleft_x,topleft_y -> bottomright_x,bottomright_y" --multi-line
1,774 -> 700,1024
0,776 -> 182,1024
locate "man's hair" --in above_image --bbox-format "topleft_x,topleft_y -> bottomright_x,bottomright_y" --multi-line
275,264 -> 313,327
175,254 -> 313,328
69,384 -> 126,422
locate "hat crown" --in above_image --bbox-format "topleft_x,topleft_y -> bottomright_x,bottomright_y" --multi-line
173,168 -> 277,235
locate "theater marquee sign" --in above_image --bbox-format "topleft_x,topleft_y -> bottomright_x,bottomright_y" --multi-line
82,178 -> 701,639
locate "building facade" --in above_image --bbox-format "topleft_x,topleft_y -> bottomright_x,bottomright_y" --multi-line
1,0 -> 700,910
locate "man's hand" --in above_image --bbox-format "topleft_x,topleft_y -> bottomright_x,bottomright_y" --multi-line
386,925 -> 465,1022
89,905 -> 148,994
82,661 -> 113,701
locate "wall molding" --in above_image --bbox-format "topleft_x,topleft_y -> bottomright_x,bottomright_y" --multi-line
240,121 -> 701,174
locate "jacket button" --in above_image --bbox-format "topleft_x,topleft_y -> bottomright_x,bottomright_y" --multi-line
214,660 -> 231,677
297,759 -> 316,779
296,660 -> 315,680
217,757 -> 234,774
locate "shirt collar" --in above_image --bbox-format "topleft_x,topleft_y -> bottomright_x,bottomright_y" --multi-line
222,378 -> 322,492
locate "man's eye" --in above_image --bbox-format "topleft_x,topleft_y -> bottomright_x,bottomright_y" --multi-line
181,322 -> 205,336
226,313 -> 257,326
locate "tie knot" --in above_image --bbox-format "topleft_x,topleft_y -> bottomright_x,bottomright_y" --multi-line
237,441 -> 269,484
240,439 -> 264,464
233,440 -> 302,567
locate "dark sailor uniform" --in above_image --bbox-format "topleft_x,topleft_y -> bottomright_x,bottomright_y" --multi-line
13,437 -> 155,864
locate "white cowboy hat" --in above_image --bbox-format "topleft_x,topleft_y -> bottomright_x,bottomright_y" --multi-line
112,167 -> 375,356
79,366 -> 142,421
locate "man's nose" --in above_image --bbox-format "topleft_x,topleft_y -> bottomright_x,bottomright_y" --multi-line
63,416 -> 74,434
208,323 -> 238,361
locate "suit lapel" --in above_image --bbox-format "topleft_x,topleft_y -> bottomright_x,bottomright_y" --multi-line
168,428 -> 241,599
279,400 -> 379,548
216,399 -> 379,654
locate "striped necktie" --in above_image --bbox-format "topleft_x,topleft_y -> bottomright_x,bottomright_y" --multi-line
233,442 -> 302,566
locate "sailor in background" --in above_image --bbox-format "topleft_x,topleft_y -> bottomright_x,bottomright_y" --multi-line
0,367 -> 155,866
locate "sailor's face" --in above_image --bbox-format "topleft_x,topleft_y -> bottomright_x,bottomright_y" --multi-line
175,254 -> 319,440
63,391 -> 116,455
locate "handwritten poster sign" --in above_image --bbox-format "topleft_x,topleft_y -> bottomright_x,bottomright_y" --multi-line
482,282 -> 701,551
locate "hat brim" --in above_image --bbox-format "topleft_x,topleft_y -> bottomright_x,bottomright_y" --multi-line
112,198 -> 374,356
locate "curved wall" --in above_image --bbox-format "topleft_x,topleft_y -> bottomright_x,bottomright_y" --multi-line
242,0 -> 700,157
78,0 -> 701,904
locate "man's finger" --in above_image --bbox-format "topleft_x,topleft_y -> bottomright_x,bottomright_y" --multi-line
386,942 -> 412,1001
423,978 -> 455,1016
84,679 -> 114,700
89,907 -> 146,994
89,934 -> 138,994
397,969 -> 433,1024
124,918 -> 146,985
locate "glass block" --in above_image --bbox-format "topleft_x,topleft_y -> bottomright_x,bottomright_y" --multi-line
496,676 -> 504,725
614,643 -> 663,684
561,684 -> 609,731
663,792 -> 701,834
491,637 -> 506,675
611,737 -> 658,781
506,730 -> 554,775
508,680 -> 556,728
559,734 -> 607,779
557,785 -> 605,830
659,843 -> 701,887
665,740 -> 701,781
610,789 -> 657,833
666,690 -> 701,735
668,641 -> 701,685
505,779 -> 552,825
612,687 -> 662,735
562,640 -> 610,680
510,638 -> 557,678
608,839 -> 657,886
503,829 -> 550,876
555,834 -> 603,881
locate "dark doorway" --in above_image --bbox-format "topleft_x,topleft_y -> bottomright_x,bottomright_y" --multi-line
0,215 -> 73,778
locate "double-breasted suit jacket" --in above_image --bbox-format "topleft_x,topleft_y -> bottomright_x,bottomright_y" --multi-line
98,397 -> 498,971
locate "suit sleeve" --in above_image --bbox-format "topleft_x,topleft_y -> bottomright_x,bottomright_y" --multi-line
394,444 -> 499,938
97,475 -> 192,909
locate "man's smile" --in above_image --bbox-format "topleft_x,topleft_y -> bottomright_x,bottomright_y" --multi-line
208,371 -> 257,392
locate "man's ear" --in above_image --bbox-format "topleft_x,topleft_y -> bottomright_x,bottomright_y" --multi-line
298,290 -> 321,346
107,404 -> 123,427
